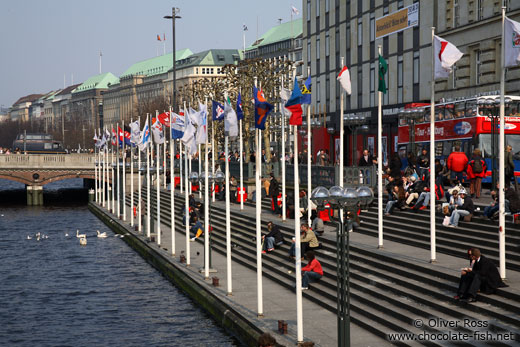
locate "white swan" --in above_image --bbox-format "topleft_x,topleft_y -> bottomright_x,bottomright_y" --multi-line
76,230 -> 86,238
65,233 -> 69,237
26,235 -> 32,240
79,237 -> 87,246
96,230 -> 107,238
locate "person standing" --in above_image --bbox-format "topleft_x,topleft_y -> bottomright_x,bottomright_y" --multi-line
417,148 -> 429,180
358,149 -> 375,166
467,149 -> 486,199
447,145 -> 468,184
505,145 -> 515,187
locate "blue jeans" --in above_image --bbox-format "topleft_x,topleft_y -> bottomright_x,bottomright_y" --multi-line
484,205 -> 498,218
416,192 -> 431,207
385,200 -> 397,214
302,271 -> 322,288
265,236 -> 275,250
451,171 -> 464,183
450,209 -> 470,226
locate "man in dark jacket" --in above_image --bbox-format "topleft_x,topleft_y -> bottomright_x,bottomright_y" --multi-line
269,177 -> 281,215
358,149 -> 376,166
417,148 -> 429,180
455,248 -> 507,302
262,221 -> 284,253
447,190 -> 474,227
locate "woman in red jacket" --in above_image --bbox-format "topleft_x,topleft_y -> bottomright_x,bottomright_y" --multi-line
467,149 -> 487,199
447,145 -> 469,184
301,251 -> 323,290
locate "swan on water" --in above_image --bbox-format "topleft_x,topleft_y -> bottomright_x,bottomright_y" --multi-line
96,230 -> 107,238
27,235 -> 32,240
65,233 -> 69,237
76,230 -> 86,238
79,237 -> 87,246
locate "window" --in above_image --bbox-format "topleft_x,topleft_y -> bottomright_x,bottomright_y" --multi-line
477,0 -> 483,21
335,28 -> 340,53
316,80 -> 321,103
383,5 -> 389,15
202,68 -> 206,74
307,40 -> 311,63
370,63 -> 375,106
316,37 -> 320,59
413,51 -> 420,84
325,32 -> 330,57
398,56 -> 403,104
316,0 -> 320,17
210,68 -> 214,74
398,0 -> 404,9
475,50 -> 482,85
326,0 -> 330,13
358,18 -> 363,47
453,0 -> 460,28
452,64 -> 457,89
307,0 -> 311,21
346,24 -> 351,49
370,14 -> 375,42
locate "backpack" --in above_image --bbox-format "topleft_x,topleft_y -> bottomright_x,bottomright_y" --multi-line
472,159 -> 483,174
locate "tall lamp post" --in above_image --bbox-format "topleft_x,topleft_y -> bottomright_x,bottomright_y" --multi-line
311,185 -> 373,347
164,8 -> 181,109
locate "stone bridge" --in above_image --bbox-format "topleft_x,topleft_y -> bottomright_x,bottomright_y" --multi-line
0,154 -> 98,204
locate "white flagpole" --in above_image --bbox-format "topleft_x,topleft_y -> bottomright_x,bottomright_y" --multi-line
116,122 -> 120,218
254,77 -> 263,317
204,99 -> 209,278
111,125 -> 115,214
156,112 -> 161,246
306,66 -> 312,227
130,121 -> 134,227
94,134 -> 98,203
281,74 -> 287,221
163,124 -> 167,189
170,107 -> 175,256
224,94 -> 233,295
499,7 -> 506,279
339,57 -> 345,187
189,151 -> 192,195
185,101 -> 191,266
212,119 -> 216,202
239,97 -> 244,210
101,129 -> 105,208
292,68 -> 303,344
180,140 -> 183,193
198,143 -> 202,199
146,115 -> 151,239
377,48 -> 384,249
430,28 -> 437,262
122,120 -> 127,222
138,136 -> 142,233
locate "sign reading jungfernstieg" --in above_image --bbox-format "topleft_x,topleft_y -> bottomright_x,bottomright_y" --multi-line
375,3 -> 419,39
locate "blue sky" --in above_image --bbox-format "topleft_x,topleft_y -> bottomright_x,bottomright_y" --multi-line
0,0 -> 301,107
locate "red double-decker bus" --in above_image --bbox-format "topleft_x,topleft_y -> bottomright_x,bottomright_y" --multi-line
397,95 -> 520,183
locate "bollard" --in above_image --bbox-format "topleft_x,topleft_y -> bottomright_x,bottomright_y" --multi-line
180,254 -> 186,263
282,322 -> 288,334
212,277 -> 219,287
88,189 -> 95,202
278,320 -> 284,334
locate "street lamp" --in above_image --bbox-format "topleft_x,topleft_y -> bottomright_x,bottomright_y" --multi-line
164,8 -> 181,111
311,185 -> 374,347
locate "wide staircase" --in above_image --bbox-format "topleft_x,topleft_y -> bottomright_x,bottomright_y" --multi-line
130,188 -> 520,345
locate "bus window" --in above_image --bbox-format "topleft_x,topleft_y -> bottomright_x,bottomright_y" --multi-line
479,134 -> 492,157
506,103 -> 519,117
506,135 -> 520,160
435,142 -> 443,156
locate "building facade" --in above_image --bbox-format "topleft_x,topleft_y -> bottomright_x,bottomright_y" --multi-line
9,94 -> 43,122
304,0 -> 520,164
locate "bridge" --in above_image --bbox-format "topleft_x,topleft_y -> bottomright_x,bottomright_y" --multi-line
0,154 -> 97,205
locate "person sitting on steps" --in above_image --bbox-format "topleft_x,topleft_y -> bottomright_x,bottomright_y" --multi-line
301,250 -> 323,290
289,224 -> 320,258
447,190 -> 474,228
261,221 -> 284,254
190,216 -> 204,241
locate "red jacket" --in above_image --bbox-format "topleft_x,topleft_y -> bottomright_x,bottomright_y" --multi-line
447,151 -> 469,173
302,258 -> 323,276
467,158 -> 487,179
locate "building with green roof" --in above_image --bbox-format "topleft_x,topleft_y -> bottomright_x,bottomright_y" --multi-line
103,49 -> 192,125
71,72 -> 119,129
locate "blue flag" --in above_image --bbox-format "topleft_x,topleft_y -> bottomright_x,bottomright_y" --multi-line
212,100 -> 225,121
285,77 -> 303,126
301,75 -> 311,104
236,93 -> 244,121
253,86 -> 273,130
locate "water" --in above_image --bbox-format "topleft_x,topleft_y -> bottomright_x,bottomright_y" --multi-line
0,179 -> 239,346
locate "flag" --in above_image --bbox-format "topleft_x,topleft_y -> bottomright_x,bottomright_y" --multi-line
130,119 -> 140,144
124,131 -> 132,146
291,5 -> 300,15
301,76 -> 311,104
157,34 -> 162,41
236,93 -> 244,120
188,107 -> 202,127
337,66 -> 352,95
224,97 -> 238,137
196,102 -> 207,144
285,77 -> 303,126
157,111 -> 170,126
151,118 -> 165,144
138,119 -> 150,151
505,16 -> 520,68
99,133 -> 107,149
378,55 -> 388,93
243,24 -> 248,31
93,130 -> 99,145
111,128 -> 117,146
181,107 -> 197,155
433,35 -> 463,79
280,87 -> 292,117
171,112 -> 185,139
212,100 -> 225,121
118,126 -> 124,146
253,86 -> 273,130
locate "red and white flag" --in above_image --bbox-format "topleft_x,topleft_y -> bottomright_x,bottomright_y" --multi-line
505,16 -> 520,68
434,35 -> 463,79
157,34 -> 162,41
157,111 -> 170,127
337,66 -> 352,95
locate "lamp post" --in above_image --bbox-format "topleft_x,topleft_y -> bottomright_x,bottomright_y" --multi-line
344,114 -> 369,166
311,185 -> 373,347
164,8 -> 181,110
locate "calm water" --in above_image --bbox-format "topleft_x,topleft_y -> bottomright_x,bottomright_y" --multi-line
0,179 -> 239,346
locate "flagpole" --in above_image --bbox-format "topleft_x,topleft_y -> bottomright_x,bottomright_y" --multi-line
122,120 -> 127,222
94,132 -> 98,203
156,112 -> 162,247
163,124 -> 167,189
101,129 -> 105,208
239,92 -> 244,210
198,143 -> 202,199
430,28 -> 437,262
130,120 -> 134,227
377,48 -> 384,249
281,74 -> 286,221
204,100 -> 209,278
185,101 -> 191,266
212,115 -> 216,202
111,125 -> 115,214
254,77 -> 263,317
499,7 -> 506,279
103,131 -> 106,208
306,66 -> 312,227
339,57 -> 345,236
116,122 -> 121,219
146,115 -> 151,240
224,93 -> 232,295
138,134 -> 142,233
170,106 -> 176,256
292,67 -> 303,345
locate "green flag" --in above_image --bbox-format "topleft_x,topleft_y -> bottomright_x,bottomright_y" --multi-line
378,54 -> 388,94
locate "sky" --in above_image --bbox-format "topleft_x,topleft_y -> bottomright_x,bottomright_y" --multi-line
0,0 -> 301,108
